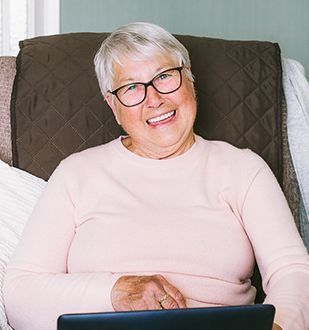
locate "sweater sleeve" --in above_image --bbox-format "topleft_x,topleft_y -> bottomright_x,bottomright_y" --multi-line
240,157 -> 309,330
3,160 -> 122,330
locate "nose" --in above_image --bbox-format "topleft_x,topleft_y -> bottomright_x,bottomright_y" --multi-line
144,85 -> 163,108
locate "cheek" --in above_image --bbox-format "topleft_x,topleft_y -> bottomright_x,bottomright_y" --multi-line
111,101 -> 139,126
180,92 -> 197,123
178,80 -> 196,102
178,87 -> 197,113
118,108 -> 144,129
111,108 -> 121,125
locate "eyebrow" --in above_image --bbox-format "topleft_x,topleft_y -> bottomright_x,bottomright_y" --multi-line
115,64 -> 175,87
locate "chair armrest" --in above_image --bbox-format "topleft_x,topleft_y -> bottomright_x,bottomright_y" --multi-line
0,56 -> 16,165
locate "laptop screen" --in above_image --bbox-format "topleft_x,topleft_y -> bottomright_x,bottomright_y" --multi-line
57,304 -> 275,330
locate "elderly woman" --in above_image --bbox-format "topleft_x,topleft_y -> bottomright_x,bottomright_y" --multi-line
3,22 -> 309,330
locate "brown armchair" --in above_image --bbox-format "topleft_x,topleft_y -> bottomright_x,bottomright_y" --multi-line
0,32 -> 302,305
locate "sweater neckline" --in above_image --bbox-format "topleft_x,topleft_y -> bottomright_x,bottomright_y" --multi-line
113,134 -> 202,167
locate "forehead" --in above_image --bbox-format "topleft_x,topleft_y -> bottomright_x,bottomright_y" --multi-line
112,53 -> 179,87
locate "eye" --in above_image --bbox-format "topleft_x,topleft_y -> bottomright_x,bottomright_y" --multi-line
121,83 -> 138,95
157,73 -> 170,80
126,84 -> 137,92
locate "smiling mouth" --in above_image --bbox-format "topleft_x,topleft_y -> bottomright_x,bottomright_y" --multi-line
146,110 -> 176,126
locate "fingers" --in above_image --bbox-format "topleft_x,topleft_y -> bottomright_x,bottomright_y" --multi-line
111,275 -> 186,312
129,294 -> 162,311
165,289 -> 187,308
155,275 -> 187,308
157,292 -> 179,309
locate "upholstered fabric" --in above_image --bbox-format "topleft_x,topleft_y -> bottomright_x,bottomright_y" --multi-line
282,58 -> 309,251
7,32 -> 284,304
10,33 -> 122,179
281,94 -> 301,231
179,35 -> 283,182
0,57 -> 16,165
10,33 -> 283,183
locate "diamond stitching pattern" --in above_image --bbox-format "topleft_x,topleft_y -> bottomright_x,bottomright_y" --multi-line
182,36 -> 282,181
11,33 -> 282,181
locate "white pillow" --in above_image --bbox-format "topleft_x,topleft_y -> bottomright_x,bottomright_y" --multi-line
0,160 -> 47,330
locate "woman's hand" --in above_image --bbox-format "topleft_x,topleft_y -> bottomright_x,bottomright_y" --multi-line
272,323 -> 283,330
111,274 -> 187,311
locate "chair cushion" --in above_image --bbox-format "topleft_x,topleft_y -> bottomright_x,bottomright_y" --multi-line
0,160 -> 46,330
10,33 -> 283,182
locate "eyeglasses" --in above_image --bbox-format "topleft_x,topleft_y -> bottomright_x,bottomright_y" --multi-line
109,66 -> 183,107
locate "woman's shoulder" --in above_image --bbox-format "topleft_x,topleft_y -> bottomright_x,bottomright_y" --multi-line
52,138 -> 120,175
196,135 -> 267,170
198,136 -> 274,194
65,138 -> 119,162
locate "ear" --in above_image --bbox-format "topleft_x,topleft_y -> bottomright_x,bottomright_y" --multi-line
105,94 -> 121,125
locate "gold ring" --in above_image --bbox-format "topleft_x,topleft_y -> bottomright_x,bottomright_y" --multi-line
159,293 -> 169,304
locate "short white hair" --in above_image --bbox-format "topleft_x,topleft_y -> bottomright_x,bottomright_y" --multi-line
94,22 -> 194,97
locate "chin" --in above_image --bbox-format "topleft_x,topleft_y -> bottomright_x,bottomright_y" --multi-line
152,130 -> 192,148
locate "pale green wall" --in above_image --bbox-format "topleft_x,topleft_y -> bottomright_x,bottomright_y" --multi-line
60,0 -> 309,75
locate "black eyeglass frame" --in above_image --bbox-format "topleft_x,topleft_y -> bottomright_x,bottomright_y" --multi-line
109,66 -> 183,107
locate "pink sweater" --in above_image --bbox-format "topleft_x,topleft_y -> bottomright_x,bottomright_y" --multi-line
4,135 -> 309,330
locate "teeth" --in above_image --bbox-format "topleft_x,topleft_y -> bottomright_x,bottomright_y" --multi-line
148,111 -> 175,124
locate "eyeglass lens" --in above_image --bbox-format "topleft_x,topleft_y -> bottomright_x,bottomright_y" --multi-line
115,67 -> 182,107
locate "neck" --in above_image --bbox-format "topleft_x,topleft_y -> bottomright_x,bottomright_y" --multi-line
122,133 -> 195,160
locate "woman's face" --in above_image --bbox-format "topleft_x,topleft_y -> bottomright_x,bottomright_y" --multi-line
105,54 -> 197,159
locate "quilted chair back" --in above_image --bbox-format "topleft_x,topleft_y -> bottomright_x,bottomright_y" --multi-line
11,33 -> 283,181
10,32 -> 284,303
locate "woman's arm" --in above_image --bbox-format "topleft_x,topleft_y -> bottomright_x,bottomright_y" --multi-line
3,160 -> 121,330
240,159 -> 309,330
